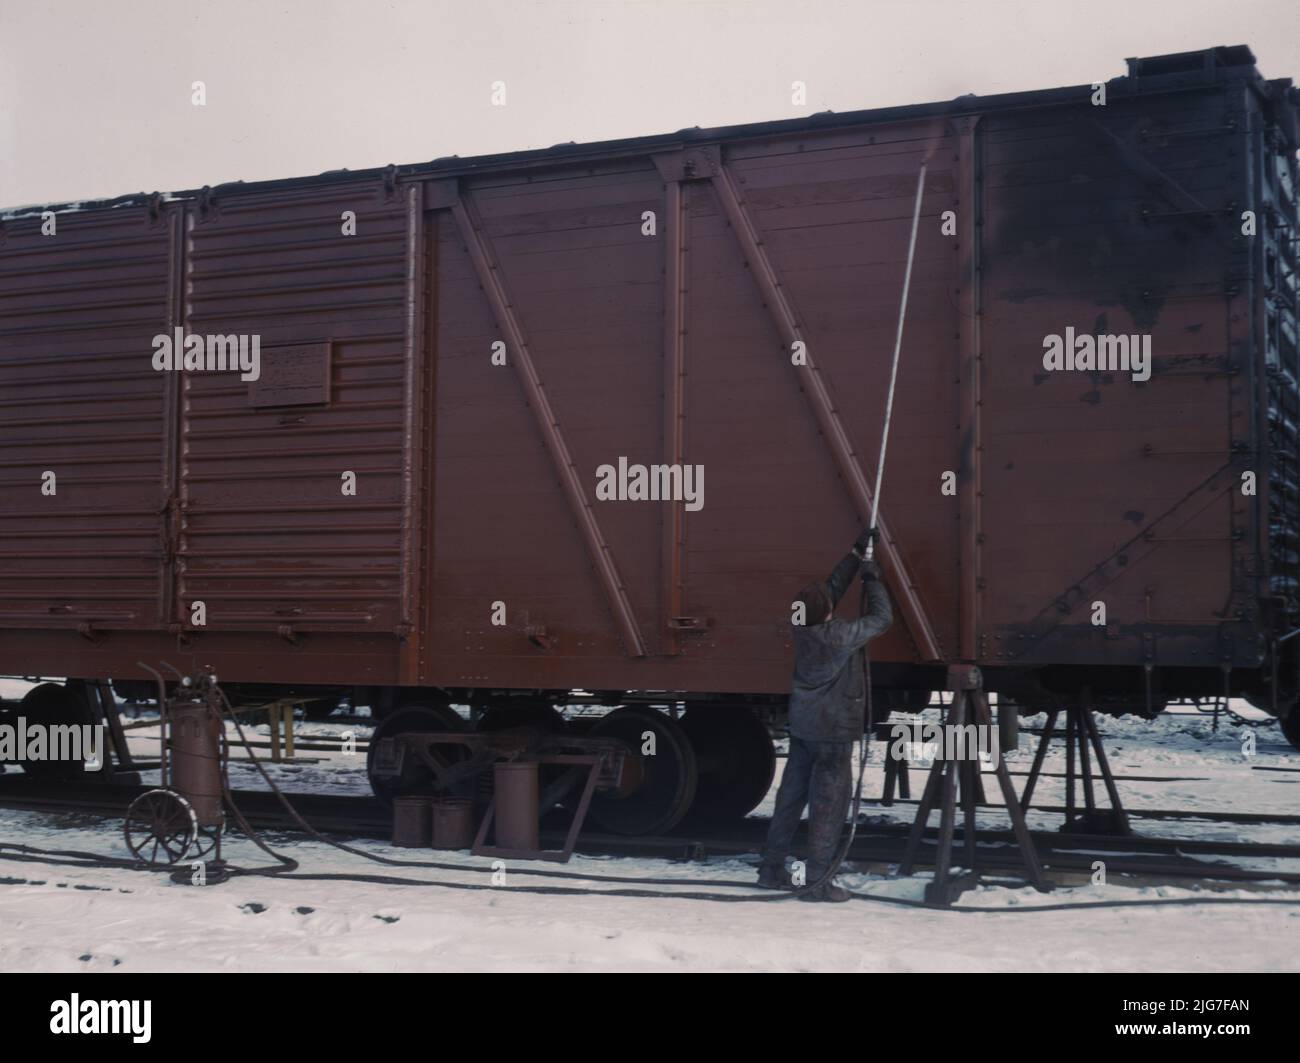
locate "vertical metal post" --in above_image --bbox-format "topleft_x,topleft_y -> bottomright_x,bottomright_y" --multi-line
660,177 -> 688,654
1065,709 -> 1077,826
954,116 -> 984,660
159,206 -> 186,626
398,182 -> 427,683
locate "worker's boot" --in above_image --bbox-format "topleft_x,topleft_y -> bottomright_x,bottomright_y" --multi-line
800,863 -> 852,902
799,879 -> 852,903
756,862 -> 793,890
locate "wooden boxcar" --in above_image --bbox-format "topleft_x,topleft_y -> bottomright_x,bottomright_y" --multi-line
2,45 -> 1298,825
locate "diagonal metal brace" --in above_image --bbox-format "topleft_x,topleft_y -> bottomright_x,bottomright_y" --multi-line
445,184 -> 647,658
708,157 -> 942,660
1083,117 -> 1211,217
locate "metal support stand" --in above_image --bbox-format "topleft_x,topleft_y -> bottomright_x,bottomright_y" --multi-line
899,665 -> 1046,907
1021,704 -> 1130,836
90,680 -> 138,780
471,754 -> 603,863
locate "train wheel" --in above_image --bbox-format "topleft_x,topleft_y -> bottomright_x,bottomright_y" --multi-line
17,682 -> 100,781
366,704 -> 468,807
586,707 -> 697,835
124,789 -> 197,866
680,706 -> 776,824
1282,709 -> 1300,752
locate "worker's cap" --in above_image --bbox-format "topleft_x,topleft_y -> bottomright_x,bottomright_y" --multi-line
796,582 -> 831,626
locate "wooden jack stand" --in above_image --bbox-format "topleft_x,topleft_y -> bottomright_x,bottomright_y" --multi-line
898,665 -> 1046,907
1021,705 -> 1130,836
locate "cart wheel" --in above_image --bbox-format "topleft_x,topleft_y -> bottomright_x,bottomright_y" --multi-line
124,789 -> 197,866
190,820 -> 224,861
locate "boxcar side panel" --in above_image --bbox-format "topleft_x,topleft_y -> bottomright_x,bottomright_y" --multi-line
0,206 -> 174,633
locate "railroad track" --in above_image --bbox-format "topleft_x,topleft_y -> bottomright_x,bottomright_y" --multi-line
1,777 -> 1297,888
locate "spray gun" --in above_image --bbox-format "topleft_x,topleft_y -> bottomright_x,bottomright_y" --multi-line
863,161 -> 928,565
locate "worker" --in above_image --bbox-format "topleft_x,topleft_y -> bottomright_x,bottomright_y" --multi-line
757,530 -> 893,902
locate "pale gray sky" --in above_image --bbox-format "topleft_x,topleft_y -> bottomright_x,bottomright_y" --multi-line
1,0 -> 1296,208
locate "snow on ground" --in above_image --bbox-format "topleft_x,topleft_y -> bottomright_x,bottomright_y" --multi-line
2,807 -> 1297,973
1,680 -> 1298,971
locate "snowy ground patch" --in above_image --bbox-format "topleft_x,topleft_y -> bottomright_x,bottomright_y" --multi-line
0,685 -> 1297,971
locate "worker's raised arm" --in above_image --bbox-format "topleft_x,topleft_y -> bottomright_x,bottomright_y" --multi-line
826,530 -> 877,611
827,571 -> 893,651
825,552 -> 861,611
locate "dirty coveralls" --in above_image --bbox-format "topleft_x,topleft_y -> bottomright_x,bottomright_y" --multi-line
759,552 -> 893,884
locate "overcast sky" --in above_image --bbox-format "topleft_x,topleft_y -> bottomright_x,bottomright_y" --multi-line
1,0 -> 1296,208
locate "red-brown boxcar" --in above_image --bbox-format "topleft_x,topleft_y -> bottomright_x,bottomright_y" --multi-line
2,46 -> 1299,826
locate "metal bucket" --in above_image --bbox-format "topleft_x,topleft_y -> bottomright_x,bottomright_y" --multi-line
392,796 -> 432,847
431,797 -> 474,850
493,762 -> 539,851
168,701 -> 224,828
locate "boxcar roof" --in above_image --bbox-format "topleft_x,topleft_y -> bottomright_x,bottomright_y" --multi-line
2,44 -> 1286,219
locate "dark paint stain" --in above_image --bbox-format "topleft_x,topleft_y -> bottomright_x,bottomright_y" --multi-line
1080,389 -> 1101,405
1005,461 -> 1015,471
1123,510 -> 1145,523
1125,290 -> 1164,330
